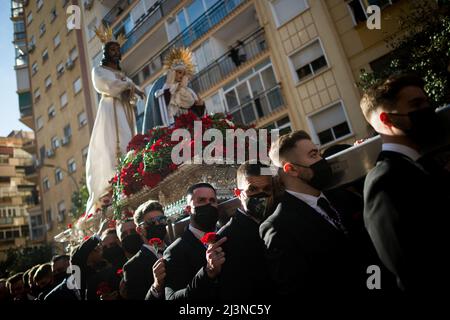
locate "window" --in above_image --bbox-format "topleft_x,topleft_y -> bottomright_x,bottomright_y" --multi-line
43,177 -> 50,191
37,0 -> 44,11
270,0 -> 308,27
27,12 -> 33,25
78,111 -> 87,127
290,40 -> 328,83
39,22 -> 46,37
32,61 -> 38,75
347,0 -> 397,25
36,116 -> 44,130
73,77 -> 82,94
60,92 -> 68,108
45,75 -> 52,89
58,201 -> 66,219
264,116 -> 292,136
51,136 -> 61,149
205,92 -> 225,114
50,7 -> 57,23
308,102 -> 352,145
46,209 -> 52,224
56,62 -> 64,77
53,33 -> 61,48
193,40 -> 214,72
48,105 -> 56,119
55,168 -> 63,183
68,158 -> 76,173
29,35 -> 36,47
34,88 -> 41,102
87,17 -> 98,40
42,48 -> 49,63
69,47 -> 78,61
82,146 -> 89,164
64,124 -> 72,138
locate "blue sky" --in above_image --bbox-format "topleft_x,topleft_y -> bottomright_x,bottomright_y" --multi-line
0,1 -> 30,136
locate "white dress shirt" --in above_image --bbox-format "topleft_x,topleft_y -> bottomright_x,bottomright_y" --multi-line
188,224 -> 206,242
285,190 -> 341,230
382,143 -> 420,161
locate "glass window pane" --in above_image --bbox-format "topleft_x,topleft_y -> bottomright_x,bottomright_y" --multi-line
186,0 -> 204,24
225,90 -> 238,110
177,10 -> 188,32
249,75 -> 264,96
230,109 -> 243,125
236,82 -> 251,104
242,103 -> 256,123
317,129 -> 334,145
261,66 -> 277,89
332,122 -> 351,138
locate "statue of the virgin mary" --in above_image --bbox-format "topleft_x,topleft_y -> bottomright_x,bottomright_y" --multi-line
84,25 -> 145,217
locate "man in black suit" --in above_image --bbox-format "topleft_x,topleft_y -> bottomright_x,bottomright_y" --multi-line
261,130 -> 385,298
164,183 -> 226,300
213,161 -> 273,300
122,200 -> 167,300
360,74 -> 450,293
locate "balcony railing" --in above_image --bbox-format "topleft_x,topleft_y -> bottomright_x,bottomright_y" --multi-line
131,0 -> 247,85
19,105 -> 32,118
229,84 -> 284,125
102,0 -> 134,26
191,28 -> 267,95
10,0 -> 24,19
120,0 -> 180,54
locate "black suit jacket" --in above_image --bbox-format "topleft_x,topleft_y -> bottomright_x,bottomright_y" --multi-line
217,209 -> 272,300
44,278 -> 80,301
260,189 -> 376,298
123,245 -> 158,300
163,229 -> 217,300
364,150 -> 450,292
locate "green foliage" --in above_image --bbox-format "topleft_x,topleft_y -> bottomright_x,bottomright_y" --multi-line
358,0 -> 450,105
71,178 -> 89,219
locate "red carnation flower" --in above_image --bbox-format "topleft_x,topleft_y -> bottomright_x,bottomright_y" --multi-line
83,235 -> 90,241
168,163 -> 178,171
87,213 -> 93,219
201,232 -> 217,245
116,269 -> 123,277
149,238 -> 163,257
96,281 -> 112,296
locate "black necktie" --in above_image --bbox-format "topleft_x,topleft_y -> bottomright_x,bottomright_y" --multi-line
317,197 -> 343,230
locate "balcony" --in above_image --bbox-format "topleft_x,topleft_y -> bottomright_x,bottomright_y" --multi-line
10,0 -> 25,19
131,0 -> 247,84
229,84 -> 285,125
102,0 -> 134,26
191,28 -> 267,95
120,0 -> 179,54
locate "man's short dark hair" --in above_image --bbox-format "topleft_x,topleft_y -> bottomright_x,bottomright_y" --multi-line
34,264 -> 52,283
236,161 -> 271,188
6,273 -> 23,289
28,264 -> 41,284
360,73 -> 425,121
186,183 -> 216,202
134,200 -> 164,226
269,130 -> 311,167
52,254 -> 69,264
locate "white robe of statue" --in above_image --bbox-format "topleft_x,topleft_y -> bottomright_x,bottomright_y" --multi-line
85,66 -> 139,216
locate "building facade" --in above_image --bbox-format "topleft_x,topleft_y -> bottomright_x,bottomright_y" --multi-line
10,0 -> 96,244
0,131 -> 42,261
84,0 -> 408,147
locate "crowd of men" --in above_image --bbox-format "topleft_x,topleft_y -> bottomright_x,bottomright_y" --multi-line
1,73 -> 449,301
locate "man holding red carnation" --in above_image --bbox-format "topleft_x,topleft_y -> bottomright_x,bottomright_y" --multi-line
122,200 -> 168,300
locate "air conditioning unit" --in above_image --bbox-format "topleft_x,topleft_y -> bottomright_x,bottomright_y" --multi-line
84,0 -> 94,10
61,136 -> 71,146
65,58 -> 74,70
46,149 -> 55,158
28,43 -> 35,53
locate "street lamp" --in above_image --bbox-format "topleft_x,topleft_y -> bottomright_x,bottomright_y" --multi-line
42,163 -> 80,192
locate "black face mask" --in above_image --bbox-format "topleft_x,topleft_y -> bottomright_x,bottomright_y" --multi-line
191,204 -> 219,232
102,245 -> 126,266
144,224 -> 167,242
391,107 -> 444,147
53,272 -> 67,285
244,192 -> 270,221
294,158 -> 333,190
121,234 -> 143,255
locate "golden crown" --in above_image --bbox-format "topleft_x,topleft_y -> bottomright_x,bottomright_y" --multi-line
163,47 -> 195,76
94,24 -> 126,46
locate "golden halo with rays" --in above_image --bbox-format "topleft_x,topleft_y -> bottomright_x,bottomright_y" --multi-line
94,24 -> 126,46
163,47 -> 195,76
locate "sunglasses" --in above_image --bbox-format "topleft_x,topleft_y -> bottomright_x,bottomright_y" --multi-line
139,215 -> 167,226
